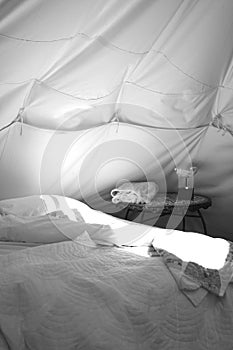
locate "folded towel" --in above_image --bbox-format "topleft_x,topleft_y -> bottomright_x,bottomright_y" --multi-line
111,181 -> 159,204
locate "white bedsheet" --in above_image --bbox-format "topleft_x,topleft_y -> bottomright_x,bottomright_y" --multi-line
0,238 -> 233,350
1,196 -> 233,349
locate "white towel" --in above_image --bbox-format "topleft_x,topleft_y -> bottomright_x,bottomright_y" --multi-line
111,181 -> 159,204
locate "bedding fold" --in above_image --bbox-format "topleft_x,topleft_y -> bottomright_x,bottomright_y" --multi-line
150,230 -> 233,305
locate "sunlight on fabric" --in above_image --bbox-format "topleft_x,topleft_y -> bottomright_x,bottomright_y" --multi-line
152,230 -> 230,270
40,195 -> 158,246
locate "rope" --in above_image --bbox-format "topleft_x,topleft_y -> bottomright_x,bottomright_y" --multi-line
1,31 -> 233,91
0,127 -> 10,163
0,120 -> 16,132
0,32 -> 77,43
0,31 -> 149,54
40,80 -> 121,101
125,81 -> 216,95
0,30 -> 233,92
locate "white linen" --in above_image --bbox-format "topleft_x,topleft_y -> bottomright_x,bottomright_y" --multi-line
0,238 -> 233,350
152,229 -> 230,270
0,195 -> 83,221
0,213 -> 116,245
0,195 -> 231,265
0,195 -> 160,246
0,209 -> 164,247
111,181 -> 159,204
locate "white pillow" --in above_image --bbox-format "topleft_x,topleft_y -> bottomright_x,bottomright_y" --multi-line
0,196 -> 47,217
0,195 -> 87,221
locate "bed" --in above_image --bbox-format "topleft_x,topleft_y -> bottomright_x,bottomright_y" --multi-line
0,195 -> 233,350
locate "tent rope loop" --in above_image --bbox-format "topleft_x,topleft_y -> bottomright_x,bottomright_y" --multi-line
211,114 -> 233,137
111,110 -> 120,133
16,107 -> 25,136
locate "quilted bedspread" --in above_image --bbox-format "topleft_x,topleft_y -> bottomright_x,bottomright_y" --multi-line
0,238 -> 233,350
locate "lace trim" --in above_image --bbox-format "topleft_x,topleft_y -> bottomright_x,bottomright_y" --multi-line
149,242 -> 233,296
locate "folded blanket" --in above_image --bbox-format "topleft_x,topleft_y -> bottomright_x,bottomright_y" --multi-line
111,181 -> 159,204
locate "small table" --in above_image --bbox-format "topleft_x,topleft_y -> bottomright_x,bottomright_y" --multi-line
120,193 -> 212,235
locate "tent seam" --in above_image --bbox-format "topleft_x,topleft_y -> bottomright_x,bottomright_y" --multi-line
0,31 -> 149,55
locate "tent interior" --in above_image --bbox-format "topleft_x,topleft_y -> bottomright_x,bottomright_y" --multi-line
1,2 -> 233,349
0,0 -> 233,240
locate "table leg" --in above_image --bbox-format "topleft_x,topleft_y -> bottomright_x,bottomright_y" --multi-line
140,209 -> 145,223
182,216 -> 186,231
197,209 -> 208,235
125,206 -> 131,220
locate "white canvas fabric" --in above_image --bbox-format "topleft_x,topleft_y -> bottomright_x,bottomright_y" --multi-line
0,0 -> 233,237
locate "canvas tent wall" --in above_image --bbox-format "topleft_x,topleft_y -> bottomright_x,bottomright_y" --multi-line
0,0 -> 233,239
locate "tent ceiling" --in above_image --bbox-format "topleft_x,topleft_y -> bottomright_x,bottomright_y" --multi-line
0,0 -> 233,238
